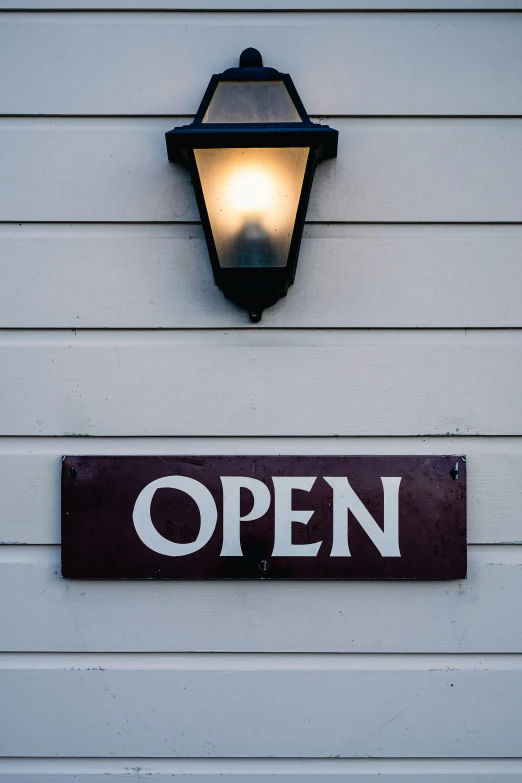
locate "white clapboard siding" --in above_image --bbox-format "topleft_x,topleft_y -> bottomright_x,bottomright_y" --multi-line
2,13 -> 522,115
3,224 -> 522,328
2,546 -> 521,653
1,2 -> 521,777
2,759 -> 522,783
1,653 -> 521,757
2,119 -> 522,223
1,436 -> 521,544
1,330 -> 521,436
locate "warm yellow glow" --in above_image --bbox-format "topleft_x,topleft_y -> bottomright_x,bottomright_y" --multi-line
226,167 -> 275,214
194,147 -> 310,267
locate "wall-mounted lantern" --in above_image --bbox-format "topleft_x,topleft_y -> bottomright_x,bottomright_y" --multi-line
166,48 -> 338,322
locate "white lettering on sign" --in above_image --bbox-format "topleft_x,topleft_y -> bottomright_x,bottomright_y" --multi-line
220,477 -> 271,556
132,475 -> 402,558
325,476 -> 402,557
272,476 -> 321,557
133,475 -> 217,557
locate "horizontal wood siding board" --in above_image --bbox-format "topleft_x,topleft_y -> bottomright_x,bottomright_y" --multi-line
2,119 -> 522,222
1,546 -> 522,652
3,226 -> 522,328
1,439 -> 521,544
1,657 -> 522,756
3,759 -> 522,783
1,776 -> 522,783
2,776 -> 519,783
0,331 -> 521,436
1,13 -> 522,115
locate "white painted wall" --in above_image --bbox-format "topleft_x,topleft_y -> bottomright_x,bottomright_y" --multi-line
0,6 -> 521,783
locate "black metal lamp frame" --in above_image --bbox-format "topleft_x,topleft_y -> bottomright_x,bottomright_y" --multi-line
166,48 -> 338,322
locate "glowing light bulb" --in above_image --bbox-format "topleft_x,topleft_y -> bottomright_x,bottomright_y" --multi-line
227,167 -> 275,214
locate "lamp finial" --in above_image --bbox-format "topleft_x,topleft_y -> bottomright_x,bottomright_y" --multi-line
239,48 -> 263,68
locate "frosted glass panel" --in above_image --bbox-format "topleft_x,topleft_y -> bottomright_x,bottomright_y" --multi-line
203,82 -> 302,124
194,147 -> 310,268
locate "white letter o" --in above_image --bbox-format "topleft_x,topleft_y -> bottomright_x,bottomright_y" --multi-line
133,476 -> 217,557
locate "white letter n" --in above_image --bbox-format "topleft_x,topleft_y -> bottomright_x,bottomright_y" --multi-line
324,477 -> 402,557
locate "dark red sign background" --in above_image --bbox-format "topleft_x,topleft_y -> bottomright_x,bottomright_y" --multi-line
61,455 -> 466,579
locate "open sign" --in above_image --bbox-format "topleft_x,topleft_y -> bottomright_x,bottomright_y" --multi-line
61,455 -> 466,580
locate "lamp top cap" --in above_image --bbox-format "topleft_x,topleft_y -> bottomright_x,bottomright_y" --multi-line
239,48 -> 263,68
